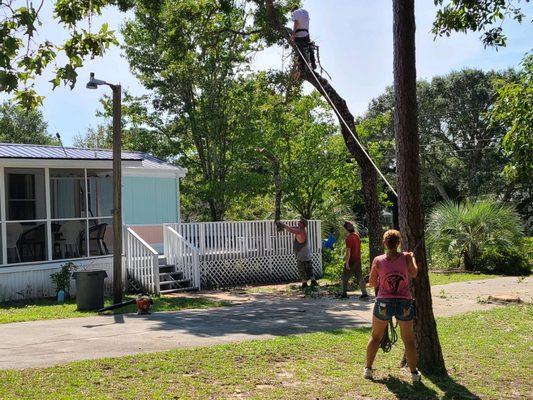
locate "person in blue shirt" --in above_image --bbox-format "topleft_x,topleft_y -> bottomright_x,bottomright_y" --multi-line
323,227 -> 337,250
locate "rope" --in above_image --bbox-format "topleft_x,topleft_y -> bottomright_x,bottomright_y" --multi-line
380,319 -> 399,353
287,28 -> 398,197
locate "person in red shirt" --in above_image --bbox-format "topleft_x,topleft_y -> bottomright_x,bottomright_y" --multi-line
340,221 -> 369,299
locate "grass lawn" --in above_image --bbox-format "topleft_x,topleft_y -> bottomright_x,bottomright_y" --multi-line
428,272 -> 499,286
0,296 -> 229,324
0,305 -> 530,399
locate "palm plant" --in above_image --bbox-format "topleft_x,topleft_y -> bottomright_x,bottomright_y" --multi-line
428,199 -> 523,270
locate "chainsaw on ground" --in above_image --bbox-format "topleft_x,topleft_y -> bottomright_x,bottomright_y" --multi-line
98,294 -> 153,315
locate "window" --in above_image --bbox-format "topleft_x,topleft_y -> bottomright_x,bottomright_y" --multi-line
5,168 -> 46,221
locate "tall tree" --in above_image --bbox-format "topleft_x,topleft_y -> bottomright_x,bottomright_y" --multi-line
393,0 -> 446,373
121,0 -> 265,221
492,53 -> 533,230
263,0 -> 384,264
360,69 -> 516,209
0,101 -> 57,144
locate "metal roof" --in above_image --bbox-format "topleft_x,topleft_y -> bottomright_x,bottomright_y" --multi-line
0,143 -> 185,174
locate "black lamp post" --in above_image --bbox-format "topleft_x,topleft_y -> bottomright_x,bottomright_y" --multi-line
86,72 -> 123,304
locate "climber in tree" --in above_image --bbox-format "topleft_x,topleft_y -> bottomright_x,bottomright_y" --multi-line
290,7 -> 317,72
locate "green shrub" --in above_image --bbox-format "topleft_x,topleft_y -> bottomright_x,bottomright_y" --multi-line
50,262 -> 77,295
476,246 -> 531,276
428,199 -> 524,272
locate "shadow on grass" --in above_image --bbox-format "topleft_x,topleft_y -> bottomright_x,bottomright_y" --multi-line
375,373 -> 480,400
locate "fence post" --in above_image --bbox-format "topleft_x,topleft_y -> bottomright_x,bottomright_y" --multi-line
153,253 -> 160,294
199,223 -> 206,255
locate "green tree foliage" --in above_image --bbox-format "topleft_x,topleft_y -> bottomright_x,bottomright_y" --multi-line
428,199 -> 524,271
360,69 -> 515,209
0,0 -> 132,108
492,53 -> 533,184
0,101 -> 57,144
72,124 -> 112,148
432,0 -> 531,47
120,0 -> 266,220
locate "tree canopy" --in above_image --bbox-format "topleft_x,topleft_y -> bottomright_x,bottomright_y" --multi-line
0,101 -> 57,144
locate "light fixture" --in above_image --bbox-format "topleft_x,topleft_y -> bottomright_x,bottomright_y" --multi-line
86,72 -> 108,89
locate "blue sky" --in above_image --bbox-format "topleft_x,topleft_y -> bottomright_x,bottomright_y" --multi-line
9,0 -> 533,146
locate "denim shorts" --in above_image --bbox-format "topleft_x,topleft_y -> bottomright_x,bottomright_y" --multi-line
373,298 -> 415,321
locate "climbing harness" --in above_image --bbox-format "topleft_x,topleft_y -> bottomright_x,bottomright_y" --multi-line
286,27 -> 398,198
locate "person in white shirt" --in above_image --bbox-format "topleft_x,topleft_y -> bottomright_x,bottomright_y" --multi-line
290,7 -> 316,71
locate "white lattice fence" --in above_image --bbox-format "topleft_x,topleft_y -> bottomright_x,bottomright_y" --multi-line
199,253 -> 322,288
171,220 -> 322,288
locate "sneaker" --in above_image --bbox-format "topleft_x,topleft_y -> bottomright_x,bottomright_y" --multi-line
363,367 -> 373,380
360,293 -> 369,300
310,279 -> 318,287
411,370 -> 422,383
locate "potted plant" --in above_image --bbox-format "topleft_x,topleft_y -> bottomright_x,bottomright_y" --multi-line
50,262 -> 77,303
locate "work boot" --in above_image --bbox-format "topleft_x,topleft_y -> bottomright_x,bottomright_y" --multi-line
411,370 -> 422,383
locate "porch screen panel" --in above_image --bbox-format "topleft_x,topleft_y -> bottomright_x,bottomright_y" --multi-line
50,169 -> 85,219
87,170 -> 113,218
4,168 -> 47,264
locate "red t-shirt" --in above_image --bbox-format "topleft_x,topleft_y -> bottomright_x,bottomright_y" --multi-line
345,232 -> 361,263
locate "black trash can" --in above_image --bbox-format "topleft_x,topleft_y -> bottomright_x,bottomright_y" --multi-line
73,270 -> 108,310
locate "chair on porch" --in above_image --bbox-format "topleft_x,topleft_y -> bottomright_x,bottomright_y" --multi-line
80,223 -> 109,255
59,220 -> 84,258
7,223 -> 23,262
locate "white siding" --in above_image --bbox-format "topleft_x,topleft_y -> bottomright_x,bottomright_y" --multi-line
0,257 -> 116,302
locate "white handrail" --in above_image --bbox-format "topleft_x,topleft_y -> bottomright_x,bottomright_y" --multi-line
164,225 -> 201,290
125,227 -> 160,294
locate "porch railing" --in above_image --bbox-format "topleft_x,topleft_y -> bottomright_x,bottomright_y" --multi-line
125,227 -> 160,294
163,225 -> 201,290
167,220 -> 322,288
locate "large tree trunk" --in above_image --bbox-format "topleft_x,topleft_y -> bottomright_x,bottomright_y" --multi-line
264,0 -> 382,262
392,0 -> 446,374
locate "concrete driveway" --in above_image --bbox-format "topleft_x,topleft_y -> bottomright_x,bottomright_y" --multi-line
0,276 -> 530,370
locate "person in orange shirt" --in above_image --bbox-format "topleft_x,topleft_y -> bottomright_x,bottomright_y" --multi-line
340,221 -> 369,299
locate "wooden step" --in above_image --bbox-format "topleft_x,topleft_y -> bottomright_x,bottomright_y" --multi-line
159,278 -> 191,287
158,264 -> 176,273
159,271 -> 184,281
160,287 -> 198,294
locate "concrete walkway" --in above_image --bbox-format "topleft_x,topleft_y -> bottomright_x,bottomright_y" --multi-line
0,276 -> 530,370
